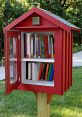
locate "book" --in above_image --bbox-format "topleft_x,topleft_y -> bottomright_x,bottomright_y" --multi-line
38,35 -> 40,58
45,64 -> 49,80
40,64 -> 47,80
28,63 -> 32,80
47,64 -> 52,81
38,64 -> 43,80
32,63 -> 40,80
43,36 -> 49,58
26,62 -> 28,79
34,34 -> 37,57
49,64 -> 54,81
48,36 -> 51,58
30,35 -> 33,57
36,35 -> 39,57
26,33 -> 31,58
50,35 -> 54,58
24,33 -> 27,57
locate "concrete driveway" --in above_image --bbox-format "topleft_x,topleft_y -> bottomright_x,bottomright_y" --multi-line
73,51 -> 82,67
0,51 -> 82,80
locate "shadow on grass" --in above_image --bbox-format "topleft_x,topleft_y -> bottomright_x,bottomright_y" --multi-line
0,87 -> 37,117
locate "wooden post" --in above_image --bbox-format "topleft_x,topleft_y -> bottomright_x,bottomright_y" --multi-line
35,93 -> 53,117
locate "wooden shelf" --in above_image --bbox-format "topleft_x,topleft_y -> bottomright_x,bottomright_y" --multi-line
21,58 -> 55,63
22,80 -> 54,87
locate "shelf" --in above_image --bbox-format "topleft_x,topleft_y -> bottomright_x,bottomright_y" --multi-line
22,80 -> 54,87
21,58 -> 55,63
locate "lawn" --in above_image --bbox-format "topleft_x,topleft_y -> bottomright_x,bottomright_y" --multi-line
0,67 -> 82,117
73,45 -> 82,53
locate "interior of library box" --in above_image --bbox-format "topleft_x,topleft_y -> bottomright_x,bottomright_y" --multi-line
10,32 -> 55,87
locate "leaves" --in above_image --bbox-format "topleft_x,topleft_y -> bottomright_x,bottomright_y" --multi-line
0,0 -> 82,57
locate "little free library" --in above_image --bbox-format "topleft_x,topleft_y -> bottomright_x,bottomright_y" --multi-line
3,7 -> 80,95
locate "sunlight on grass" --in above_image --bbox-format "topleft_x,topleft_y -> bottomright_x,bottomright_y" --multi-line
51,107 -> 82,117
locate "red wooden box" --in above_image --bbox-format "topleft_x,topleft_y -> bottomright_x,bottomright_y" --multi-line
3,7 -> 80,95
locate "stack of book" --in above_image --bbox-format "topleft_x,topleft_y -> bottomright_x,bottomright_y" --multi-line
25,62 -> 54,81
38,63 -> 54,81
23,33 -> 54,58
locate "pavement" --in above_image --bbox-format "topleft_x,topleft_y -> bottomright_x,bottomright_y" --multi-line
73,51 -> 82,67
0,51 -> 82,80
0,67 -> 5,80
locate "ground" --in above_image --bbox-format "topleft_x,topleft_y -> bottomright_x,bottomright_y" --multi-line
0,67 -> 82,117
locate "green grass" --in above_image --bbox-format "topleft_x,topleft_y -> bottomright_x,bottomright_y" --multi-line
73,45 -> 82,53
0,67 -> 82,117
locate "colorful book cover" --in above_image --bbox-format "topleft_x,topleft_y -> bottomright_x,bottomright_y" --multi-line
40,64 -> 47,80
49,64 -> 54,81
38,64 -> 43,80
45,64 -> 49,80
47,64 -> 52,81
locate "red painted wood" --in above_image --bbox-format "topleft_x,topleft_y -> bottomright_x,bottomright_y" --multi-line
68,32 -> 71,88
17,83 -> 57,95
5,31 -> 21,94
70,32 -> 73,86
66,32 -> 69,90
62,30 -> 66,92
54,29 -> 63,94
17,32 -> 21,83
16,13 -> 57,28
13,27 -> 58,32
4,31 -> 10,94
3,7 -> 74,32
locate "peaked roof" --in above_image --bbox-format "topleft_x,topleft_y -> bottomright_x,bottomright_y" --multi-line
3,7 -> 80,32
40,8 -> 80,30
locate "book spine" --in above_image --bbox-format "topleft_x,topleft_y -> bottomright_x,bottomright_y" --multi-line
24,33 -> 26,57
27,33 -> 31,58
38,35 -> 40,58
49,64 -> 54,81
45,64 -> 49,80
34,34 -> 37,57
48,36 -> 51,58
26,62 -> 28,79
28,63 -> 31,80
40,64 -> 46,80
38,64 -> 43,80
47,64 -> 52,81
30,35 -> 33,57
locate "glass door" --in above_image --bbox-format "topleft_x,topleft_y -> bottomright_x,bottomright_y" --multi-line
6,31 -> 21,94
